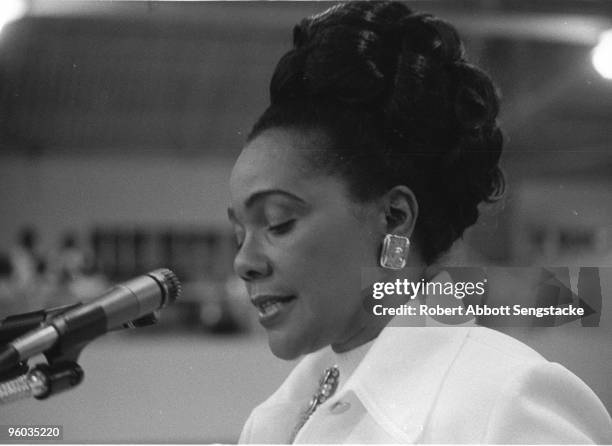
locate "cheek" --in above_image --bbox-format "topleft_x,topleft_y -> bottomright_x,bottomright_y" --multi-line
274,213 -> 377,293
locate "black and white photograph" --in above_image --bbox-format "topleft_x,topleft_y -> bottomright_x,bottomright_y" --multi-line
0,0 -> 611,444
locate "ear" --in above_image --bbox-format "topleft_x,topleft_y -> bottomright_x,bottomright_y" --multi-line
382,185 -> 418,237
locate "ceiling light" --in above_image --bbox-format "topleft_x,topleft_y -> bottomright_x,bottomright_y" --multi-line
0,0 -> 26,34
592,29 -> 612,80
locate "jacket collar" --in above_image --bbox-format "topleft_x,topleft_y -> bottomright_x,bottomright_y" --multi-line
336,268 -> 474,442
248,326 -> 472,444
339,325 -> 471,442
249,271 -> 474,443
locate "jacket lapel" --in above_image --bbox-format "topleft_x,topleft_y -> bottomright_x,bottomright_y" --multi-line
342,326 -> 471,442
247,400 -> 308,443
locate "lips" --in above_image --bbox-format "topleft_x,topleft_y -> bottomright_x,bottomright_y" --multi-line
251,294 -> 297,325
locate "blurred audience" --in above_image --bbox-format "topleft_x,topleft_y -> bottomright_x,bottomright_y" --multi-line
50,231 -> 89,285
9,226 -> 45,290
0,227 -> 109,318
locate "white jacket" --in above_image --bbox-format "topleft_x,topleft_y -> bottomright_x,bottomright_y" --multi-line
239,324 -> 612,443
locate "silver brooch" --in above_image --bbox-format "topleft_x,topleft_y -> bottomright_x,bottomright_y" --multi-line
289,365 -> 339,443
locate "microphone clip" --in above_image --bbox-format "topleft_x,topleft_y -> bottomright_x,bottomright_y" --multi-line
0,309 -> 160,404
0,340 -> 85,404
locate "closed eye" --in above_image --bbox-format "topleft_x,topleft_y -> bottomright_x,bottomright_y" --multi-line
268,220 -> 296,235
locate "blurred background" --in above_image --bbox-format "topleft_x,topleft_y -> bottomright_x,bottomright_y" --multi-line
0,0 -> 611,443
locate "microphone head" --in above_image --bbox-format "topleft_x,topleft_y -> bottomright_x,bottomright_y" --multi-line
147,268 -> 182,307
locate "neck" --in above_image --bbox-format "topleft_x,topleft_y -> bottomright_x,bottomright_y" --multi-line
331,313 -> 391,353
332,264 -> 428,353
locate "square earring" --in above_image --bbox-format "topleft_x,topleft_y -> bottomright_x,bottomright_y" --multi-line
379,234 -> 410,270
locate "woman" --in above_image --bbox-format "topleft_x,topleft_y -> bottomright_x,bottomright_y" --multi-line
228,2 -> 612,443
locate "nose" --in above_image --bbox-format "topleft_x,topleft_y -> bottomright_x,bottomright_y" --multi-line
233,234 -> 272,281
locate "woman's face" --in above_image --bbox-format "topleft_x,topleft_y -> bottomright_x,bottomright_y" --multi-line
229,128 -> 384,359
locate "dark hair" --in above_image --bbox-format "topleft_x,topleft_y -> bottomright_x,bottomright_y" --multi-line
248,1 -> 504,264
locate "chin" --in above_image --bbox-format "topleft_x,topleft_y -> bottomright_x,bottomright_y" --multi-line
266,324 -> 327,360
268,336 -> 303,360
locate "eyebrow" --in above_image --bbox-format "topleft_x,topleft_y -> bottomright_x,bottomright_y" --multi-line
227,189 -> 307,221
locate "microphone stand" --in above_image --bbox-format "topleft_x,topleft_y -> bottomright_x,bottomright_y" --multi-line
0,306 -> 159,404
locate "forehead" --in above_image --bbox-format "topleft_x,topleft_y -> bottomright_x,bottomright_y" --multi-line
230,128 -> 329,203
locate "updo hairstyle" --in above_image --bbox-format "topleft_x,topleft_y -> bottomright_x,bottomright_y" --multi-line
248,1 -> 504,264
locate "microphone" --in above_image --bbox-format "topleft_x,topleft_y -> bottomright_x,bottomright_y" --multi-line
0,303 -> 82,345
0,269 -> 181,373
